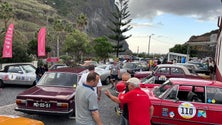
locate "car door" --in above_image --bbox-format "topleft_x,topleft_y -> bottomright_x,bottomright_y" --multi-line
205,87 -> 222,125
160,85 -> 209,125
6,66 -> 25,85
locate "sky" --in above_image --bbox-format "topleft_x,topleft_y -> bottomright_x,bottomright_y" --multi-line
124,0 -> 222,54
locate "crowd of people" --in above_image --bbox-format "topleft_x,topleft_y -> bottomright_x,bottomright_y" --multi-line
33,55 -> 217,125
74,64 -> 154,125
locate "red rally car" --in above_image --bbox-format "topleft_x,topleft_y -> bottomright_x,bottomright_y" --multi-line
116,78 -> 222,125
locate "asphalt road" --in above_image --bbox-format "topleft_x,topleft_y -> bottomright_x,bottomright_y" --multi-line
0,84 -> 120,125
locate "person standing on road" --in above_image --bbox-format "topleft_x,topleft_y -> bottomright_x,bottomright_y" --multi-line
35,63 -> 46,83
117,73 -> 131,125
110,59 -> 120,89
105,77 -> 154,125
75,72 -> 103,125
78,65 -> 102,101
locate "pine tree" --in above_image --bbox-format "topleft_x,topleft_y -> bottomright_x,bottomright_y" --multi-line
108,0 -> 132,58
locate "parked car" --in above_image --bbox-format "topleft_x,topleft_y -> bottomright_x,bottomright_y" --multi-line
0,64 -> 37,88
134,64 -> 203,80
80,60 -> 98,67
48,64 -> 68,70
186,61 -> 209,75
122,62 -> 148,76
0,115 -> 44,125
15,67 -> 87,117
116,78 -> 222,125
95,64 -> 127,85
176,63 -> 210,79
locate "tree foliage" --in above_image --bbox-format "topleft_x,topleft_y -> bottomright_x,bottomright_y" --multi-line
108,0 -> 132,58
0,40 -> 32,63
169,44 -> 198,57
0,2 -> 14,30
76,13 -> 87,31
27,39 -> 51,58
93,37 -> 113,62
63,30 -> 90,63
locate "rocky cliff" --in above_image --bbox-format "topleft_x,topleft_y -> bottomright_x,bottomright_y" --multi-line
0,0 -> 130,54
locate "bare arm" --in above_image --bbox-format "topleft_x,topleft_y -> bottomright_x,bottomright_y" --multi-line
150,105 -> 154,120
97,86 -> 102,101
105,89 -> 120,103
91,110 -> 103,125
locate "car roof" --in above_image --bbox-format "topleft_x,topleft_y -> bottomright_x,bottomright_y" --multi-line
49,66 -> 86,73
169,78 -> 222,87
157,64 -> 186,68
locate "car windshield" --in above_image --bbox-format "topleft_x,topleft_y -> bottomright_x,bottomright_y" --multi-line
37,72 -> 77,87
141,75 -> 155,83
123,63 -> 134,68
153,80 -> 173,97
21,65 -> 36,73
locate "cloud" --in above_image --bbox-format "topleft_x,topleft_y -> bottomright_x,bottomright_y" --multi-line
130,22 -> 153,27
128,0 -> 222,21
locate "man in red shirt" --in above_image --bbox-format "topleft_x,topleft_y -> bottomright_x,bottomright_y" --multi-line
105,77 -> 154,125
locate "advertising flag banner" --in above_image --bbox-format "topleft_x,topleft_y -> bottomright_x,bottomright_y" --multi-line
2,23 -> 14,58
38,27 -> 46,57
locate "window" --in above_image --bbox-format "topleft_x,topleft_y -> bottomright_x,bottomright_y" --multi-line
206,87 -> 222,104
8,66 -> 23,73
171,67 -> 184,75
157,67 -> 169,74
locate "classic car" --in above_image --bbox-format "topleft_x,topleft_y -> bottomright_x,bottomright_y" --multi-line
134,64 -> 203,80
48,64 -> 68,70
95,64 -> 127,85
116,78 -> 222,125
0,115 -> 44,125
80,60 -> 99,67
122,61 -> 149,77
15,67 -> 87,117
150,78 -> 222,125
186,61 -> 209,75
176,63 -> 210,79
0,64 -> 37,88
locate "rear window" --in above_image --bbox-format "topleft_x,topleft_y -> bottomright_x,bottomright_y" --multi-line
38,72 -> 77,87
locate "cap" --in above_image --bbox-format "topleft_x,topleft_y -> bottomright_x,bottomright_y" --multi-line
126,77 -> 140,86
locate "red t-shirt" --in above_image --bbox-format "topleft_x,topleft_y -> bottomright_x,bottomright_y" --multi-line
119,88 -> 152,125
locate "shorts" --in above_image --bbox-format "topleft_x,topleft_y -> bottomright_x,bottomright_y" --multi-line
111,74 -> 118,81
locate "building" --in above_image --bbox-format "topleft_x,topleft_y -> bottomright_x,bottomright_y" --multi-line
215,16 -> 222,81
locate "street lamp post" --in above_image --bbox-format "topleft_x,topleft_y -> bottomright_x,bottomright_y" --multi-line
148,34 -> 154,57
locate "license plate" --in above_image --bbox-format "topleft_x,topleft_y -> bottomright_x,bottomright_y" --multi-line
33,102 -> 51,108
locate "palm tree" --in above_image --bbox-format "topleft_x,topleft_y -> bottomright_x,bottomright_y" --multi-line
76,13 -> 88,31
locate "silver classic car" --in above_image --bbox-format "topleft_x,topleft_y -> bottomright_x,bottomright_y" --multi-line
95,64 -> 127,85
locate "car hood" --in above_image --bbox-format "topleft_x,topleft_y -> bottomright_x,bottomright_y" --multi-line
17,86 -> 75,100
0,115 -> 43,125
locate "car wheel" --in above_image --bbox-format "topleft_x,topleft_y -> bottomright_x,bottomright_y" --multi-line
103,77 -> 110,85
32,81 -> 37,86
0,80 -> 4,88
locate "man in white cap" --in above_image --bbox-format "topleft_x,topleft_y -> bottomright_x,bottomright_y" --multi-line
105,77 -> 154,125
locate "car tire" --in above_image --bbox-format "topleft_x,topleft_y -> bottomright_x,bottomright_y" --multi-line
32,81 -> 37,86
103,77 -> 110,85
0,80 -> 4,88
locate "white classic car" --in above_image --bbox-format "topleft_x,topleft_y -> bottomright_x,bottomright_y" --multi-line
95,64 -> 127,85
